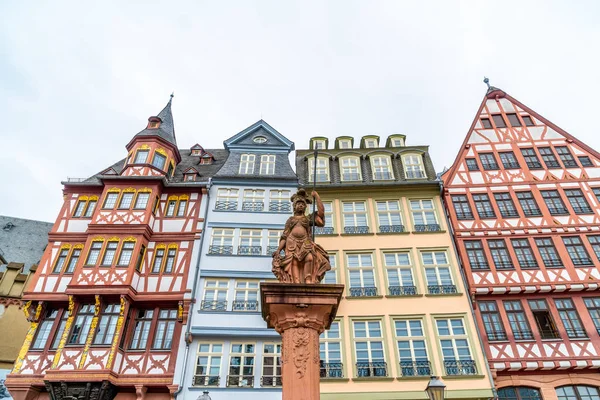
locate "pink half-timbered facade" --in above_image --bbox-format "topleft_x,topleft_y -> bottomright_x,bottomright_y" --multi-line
6,98 -> 224,400
443,86 -> 600,399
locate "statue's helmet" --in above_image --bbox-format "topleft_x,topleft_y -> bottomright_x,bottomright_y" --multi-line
290,188 -> 312,205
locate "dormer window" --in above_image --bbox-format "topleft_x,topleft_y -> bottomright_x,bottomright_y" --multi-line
185,174 -> 196,182
134,149 -> 149,164
152,152 -> 167,170
364,139 -> 377,148
253,136 -> 267,144
239,154 -> 256,174
339,139 -> 352,149
260,154 -> 276,175
371,155 -> 394,180
309,156 -> 330,183
200,156 -> 213,165
147,117 -> 161,129
390,138 -> 404,147
314,140 -> 326,150
192,149 -> 202,156
340,156 -> 361,181
403,154 -> 426,179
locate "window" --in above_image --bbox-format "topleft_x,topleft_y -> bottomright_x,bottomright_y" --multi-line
320,321 -> 343,378
215,188 -> 239,211
94,304 -> 120,345
51,312 -> 68,349
269,190 -> 291,212
165,199 -> 177,217
73,200 -> 86,217
134,192 -> 150,209
391,138 -> 404,147
409,199 -> 439,231
376,200 -> 404,232
261,343 -> 282,387
522,116 -> 535,126
185,174 -> 196,182
129,310 -> 154,350
259,154 -> 276,175
555,299 -> 587,339
32,310 -> 59,350
565,189 -> 593,214
492,114 -> 507,128
242,189 -> 265,212
152,152 -> 167,170
481,118 -> 492,129
528,299 -> 559,339
579,156 -> 593,167
480,301 -> 507,341
315,202 -> 334,235
118,192 -> 134,209
499,152 -> 520,169
539,147 -> 560,168
267,230 -> 282,255
498,387 -> 542,400
134,149 -> 149,164
101,241 -> 118,266
347,253 -> 377,297
103,192 -> 119,209
239,154 -> 256,174
556,146 -> 578,167
436,318 -> 476,375
338,139 -> 352,149
512,239 -> 538,269
176,199 -> 188,217
563,236 -> 593,266
201,280 -> 228,311
384,252 -> 416,295
422,251 -> 456,294
153,309 -> 177,350
308,156 -> 330,183
494,193 -> 519,218
452,195 -> 474,220
228,343 -> 255,387
342,201 -> 368,234
403,154 -> 426,179
135,245 -> 146,272
64,248 -> 81,274
535,238 -> 563,268
68,304 -> 95,345
520,148 -> 542,169
473,194 -> 496,218
209,229 -> 234,255
364,138 -> 377,148
163,247 -> 176,273
588,236 -> 600,261
556,386 -> 600,400
489,240 -> 513,269
85,241 -> 103,266
394,319 -> 430,377
466,158 -> 479,171
465,240 -> 489,270
194,343 -> 222,386
239,229 -> 262,255
151,247 -> 165,273
83,199 -> 97,217
117,242 -> 135,266
584,298 -> 600,334
541,190 -> 568,215
321,253 -> 338,284
506,113 -> 522,127
233,281 -> 259,311
340,156 -> 362,181
594,188 -> 600,203
52,248 -> 70,273
504,300 -> 534,340
479,153 -> 499,170
313,139 -> 326,149
516,192 -> 541,216
353,321 -> 387,377
371,155 -> 393,180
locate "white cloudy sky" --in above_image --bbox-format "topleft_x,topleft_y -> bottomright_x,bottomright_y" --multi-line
1,1 -> 599,222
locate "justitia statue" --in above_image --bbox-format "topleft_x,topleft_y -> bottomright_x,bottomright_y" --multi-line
272,188 -> 331,284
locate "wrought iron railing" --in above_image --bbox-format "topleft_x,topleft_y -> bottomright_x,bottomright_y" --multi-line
563,159 -> 578,167
571,257 -> 593,266
269,202 -> 291,212
215,200 -> 238,211
192,375 -> 220,386
320,362 -> 343,378
523,209 -> 542,217
200,300 -> 227,311
544,160 -> 561,168
513,330 -> 534,341
310,174 -> 329,183
374,172 -> 393,180
565,328 -> 588,339
315,226 -> 334,235
525,161 -> 543,169
406,170 -> 426,179
487,331 -> 508,341
427,285 -> 457,295
344,226 -> 369,234
518,259 -> 539,269
208,245 -> 234,255
399,360 -> 431,377
261,376 -> 282,387
477,210 -> 496,219
493,261 -> 513,269
342,173 -> 361,181
499,209 -> 519,218
267,245 -> 282,255
379,224 -> 405,233
543,259 -> 563,268
232,300 -> 259,312
356,362 -> 387,377
456,212 -> 474,220
349,287 -> 378,297
389,286 -> 417,296
547,206 -> 569,215
226,375 -> 254,387
242,201 -> 264,212
414,224 -> 441,232
572,206 -> 593,214
471,261 -> 490,270
503,162 -> 520,169
444,359 -> 477,376
482,163 -> 499,171
238,245 -> 262,256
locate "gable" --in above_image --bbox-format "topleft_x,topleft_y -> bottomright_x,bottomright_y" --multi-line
223,120 -> 294,152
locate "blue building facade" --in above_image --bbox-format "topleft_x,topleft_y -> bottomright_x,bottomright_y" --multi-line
174,120 -> 296,400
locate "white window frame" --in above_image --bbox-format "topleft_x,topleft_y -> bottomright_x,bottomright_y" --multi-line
409,199 -> 438,227
202,279 -> 229,310
391,137 -> 404,147
376,200 -> 403,231
346,253 -> 376,292
384,252 -> 415,294
313,139 -> 326,150
352,320 -> 386,377
421,250 -> 455,290
233,280 -> 260,311
268,230 -> 282,254
342,201 -> 368,231
228,343 -> 256,387
436,318 -> 474,366
364,138 -> 377,148
261,342 -> 282,387
194,342 -> 223,387
340,156 -> 362,181
320,320 -> 343,378
371,155 -> 394,180
338,139 -> 352,149
322,252 -> 337,284
242,189 -> 265,211
403,154 -> 426,179
394,319 -> 430,376
308,156 -> 330,182
260,154 -> 276,175
239,154 -> 256,174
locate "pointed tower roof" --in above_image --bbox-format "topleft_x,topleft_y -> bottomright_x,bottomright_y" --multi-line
130,95 -> 177,147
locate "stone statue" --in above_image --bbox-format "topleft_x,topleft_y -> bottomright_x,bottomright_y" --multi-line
272,188 -> 331,284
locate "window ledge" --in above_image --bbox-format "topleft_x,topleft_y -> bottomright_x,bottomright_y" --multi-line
385,294 -> 423,299
376,231 -> 410,236
340,233 -> 375,237
442,374 -> 485,380
345,295 -> 384,300
314,233 -> 340,237
206,254 -> 271,258
412,230 -> 447,235
351,377 -> 395,382
395,376 -> 431,381
213,209 -> 289,214
424,293 -> 463,297
320,378 -> 350,383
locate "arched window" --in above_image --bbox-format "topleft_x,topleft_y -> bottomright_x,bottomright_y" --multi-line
370,154 -> 394,180
556,386 -> 600,400
498,387 -> 542,400
339,156 -> 361,181
308,156 -> 330,182
402,154 -> 426,179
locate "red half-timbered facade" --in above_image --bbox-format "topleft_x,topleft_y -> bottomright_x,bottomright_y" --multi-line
6,98 -> 222,400
443,86 -> 600,400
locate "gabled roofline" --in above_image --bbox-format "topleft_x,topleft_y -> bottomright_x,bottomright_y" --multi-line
223,120 -> 295,152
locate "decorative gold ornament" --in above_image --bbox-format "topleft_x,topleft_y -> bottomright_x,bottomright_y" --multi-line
106,296 -> 128,370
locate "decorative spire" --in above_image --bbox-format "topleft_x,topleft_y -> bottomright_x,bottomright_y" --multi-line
131,96 -> 177,147
483,77 -> 491,89
483,76 -> 501,95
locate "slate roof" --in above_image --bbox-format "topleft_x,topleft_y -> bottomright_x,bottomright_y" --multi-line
0,216 -> 53,273
131,98 -> 177,147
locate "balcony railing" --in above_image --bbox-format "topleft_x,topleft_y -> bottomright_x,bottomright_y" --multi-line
539,329 -> 561,340
563,159 -> 578,167
349,287 -> 378,297
344,226 -> 369,234
200,300 -> 227,311
267,245 -> 282,255
500,209 -> 519,218
320,362 -> 343,378
523,209 -> 542,217
238,245 -> 262,256
227,375 -> 254,387
208,245 -> 234,255
399,360 -> 431,377
503,162 -> 520,169
565,328 -> 588,339
513,330 -> 535,341
356,362 -> 387,377
572,257 -> 593,266
456,213 -> 474,220
261,376 -> 282,387
487,331 -> 508,341
192,375 -> 220,386
315,226 -> 334,235
572,206 -> 593,214
379,224 -> 405,233
518,259 -> 539,269
444,359 -> 477,376
471,261 -> 490,270
389,286 -> 417,296
493,261 -> 513,269
342,173 -> 361,181
310,174 -> 329,183
428,285 -> 457,295
242,201 -> 264,212
269,202 -> 291,212
544,160 -> 561,168
525,161 -> 543,169
547,206 -> 569,215
414,224 -> 441,232
406,170 -> 426,179
482,163 -> 499,171
543,259 -> 564,268
477,210 -> 496,219
374,172 -> 393,180
232,300 -> 259,312
215,200 -> 238,211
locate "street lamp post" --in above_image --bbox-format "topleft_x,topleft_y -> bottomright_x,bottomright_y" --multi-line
425,376 -> 446,400
197,390 -> 211,400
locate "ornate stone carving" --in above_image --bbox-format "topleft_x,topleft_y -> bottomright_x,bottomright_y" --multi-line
44,380 -> 118,400
292,327 -> 310,378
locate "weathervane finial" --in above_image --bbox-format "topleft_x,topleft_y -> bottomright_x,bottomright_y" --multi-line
170,91 -> 174,99
483,77 -> 491,89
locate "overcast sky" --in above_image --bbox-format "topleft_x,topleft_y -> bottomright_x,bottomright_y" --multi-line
2,1 -> 600,222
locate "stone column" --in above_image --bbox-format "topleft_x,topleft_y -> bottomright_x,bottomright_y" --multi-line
261,283 -> 344,400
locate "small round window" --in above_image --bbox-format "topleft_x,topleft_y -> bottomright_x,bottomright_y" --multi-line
253,136 -> 267,144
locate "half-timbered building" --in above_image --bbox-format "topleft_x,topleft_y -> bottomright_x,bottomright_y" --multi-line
442,85 -> 600,400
